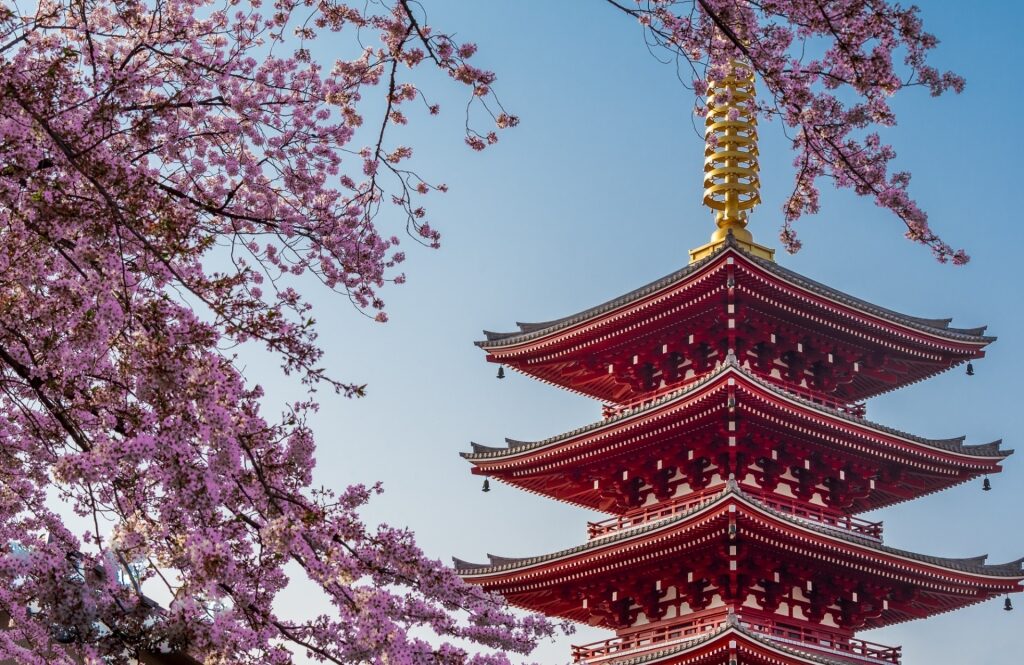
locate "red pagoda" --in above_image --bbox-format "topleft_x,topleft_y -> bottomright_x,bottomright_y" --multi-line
456,63 -> 1023,665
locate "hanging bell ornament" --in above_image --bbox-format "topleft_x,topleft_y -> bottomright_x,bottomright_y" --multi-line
1005,596 -> 1014,611
482,478 -> 491,493
982,477 -> 992,492
966,362 -> 975,376
496,366 -> 505,380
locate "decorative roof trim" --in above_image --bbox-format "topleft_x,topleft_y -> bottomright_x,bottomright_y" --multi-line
461,360 -> 1010,464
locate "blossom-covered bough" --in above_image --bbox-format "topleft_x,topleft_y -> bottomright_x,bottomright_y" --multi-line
0,0 -> 547,663
0,0 -> 968,663
607,0 -> 968,263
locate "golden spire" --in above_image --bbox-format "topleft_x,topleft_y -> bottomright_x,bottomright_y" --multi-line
689,60 -> 775,263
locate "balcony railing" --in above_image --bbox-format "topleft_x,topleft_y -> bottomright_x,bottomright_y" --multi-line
572,613 -> 901,664
758,496 -> 883,540
571,611 -> 726,662
744,617 -> 901,664
601,368 -> 867,420
586,489 -> 722,539
758,374 -> 866,418
586,490 -> 883,541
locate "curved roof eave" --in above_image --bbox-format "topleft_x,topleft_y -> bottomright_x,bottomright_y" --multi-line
460,360 -> 1011,463
453,483 -> 1024,580
476,239 -> 994,350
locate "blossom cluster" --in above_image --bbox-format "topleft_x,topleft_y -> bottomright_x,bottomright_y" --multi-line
0,0 -> 549,663
618,0 -> 968,262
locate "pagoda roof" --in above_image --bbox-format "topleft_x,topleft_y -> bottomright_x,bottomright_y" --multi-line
475,239 -> 993,406
462,359 -> 1009,514
456,484 -> 1022,631
587,619 -> 887,665
453,483 -> 1024,580
462,359 -> 1008,465
479,238 -> 993,348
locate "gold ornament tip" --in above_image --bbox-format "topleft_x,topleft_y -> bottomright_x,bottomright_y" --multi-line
690,59 -> 774,264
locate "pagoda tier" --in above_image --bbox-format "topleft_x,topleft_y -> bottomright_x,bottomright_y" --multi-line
454,484 -> 1024,633
478,240 -> 992,409
569,615 -> 903,665
463,360 -> 1010,515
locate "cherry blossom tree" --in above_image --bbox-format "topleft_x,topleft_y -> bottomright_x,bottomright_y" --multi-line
0,0 -> 968,663
607,0 -> 969,263
0,0 -> 544,663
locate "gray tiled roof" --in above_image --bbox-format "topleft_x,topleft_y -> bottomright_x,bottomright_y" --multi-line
737,363 -> 1010,458
750,489 -> 1024,577
477,237 -> 993,349
741,626 -> 880,665
461,360 -> 1010,462
453,483 -> 1024,578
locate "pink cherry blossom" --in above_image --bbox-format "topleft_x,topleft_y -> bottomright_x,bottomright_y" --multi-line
0,0 -> 549,663
608,0 -> 968,262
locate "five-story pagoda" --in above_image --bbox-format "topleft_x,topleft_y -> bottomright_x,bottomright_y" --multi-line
455,62 -> 1023,665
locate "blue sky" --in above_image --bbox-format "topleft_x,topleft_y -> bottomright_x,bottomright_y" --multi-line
252,1 -> 1024,662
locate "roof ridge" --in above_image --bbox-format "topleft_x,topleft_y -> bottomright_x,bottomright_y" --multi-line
737,625 -> 884,665
460,363 -> 733,458
453,486 -> 732,575
743,251 -> 995,341
486,553 -> 528,566
468,442 -> 504,454
590,623 -> 731,665
590,623 -> 863,665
